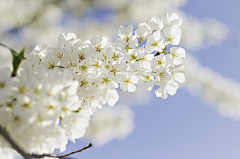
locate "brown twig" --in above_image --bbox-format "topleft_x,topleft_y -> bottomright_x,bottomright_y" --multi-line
58,143 -> 93,158
31,143 -> 93,159
0,125 -> 93,159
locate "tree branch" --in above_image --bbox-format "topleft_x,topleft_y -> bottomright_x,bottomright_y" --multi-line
0,125 -> 93,159
31,143 -> 93,159
58,143 -> 93,158
0,126 -> 33,159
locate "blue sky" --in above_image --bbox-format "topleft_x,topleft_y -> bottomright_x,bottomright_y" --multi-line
59,1 -> 240,159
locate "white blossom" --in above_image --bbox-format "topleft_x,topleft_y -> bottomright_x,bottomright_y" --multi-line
0,13 -> 185,157
146,31 -> 165,53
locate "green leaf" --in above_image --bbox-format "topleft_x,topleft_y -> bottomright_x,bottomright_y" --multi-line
0,43 -> 26,77
12,47 -> 25,77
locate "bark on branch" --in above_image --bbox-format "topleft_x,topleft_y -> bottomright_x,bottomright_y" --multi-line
0,126 -> 33,159
0,125 -> 93,159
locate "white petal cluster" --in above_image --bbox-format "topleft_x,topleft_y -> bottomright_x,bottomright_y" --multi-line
0,13 -> 185,157
0,147 -> 20,159
0,66 -> 90,155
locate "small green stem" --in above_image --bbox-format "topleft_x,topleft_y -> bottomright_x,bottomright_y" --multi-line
136,37 -> 146,49
0,43 -> 18,56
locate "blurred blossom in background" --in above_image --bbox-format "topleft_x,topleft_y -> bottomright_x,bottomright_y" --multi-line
1,0 -> 240,159
84,105 -> 135,147
0,0 -> 228,51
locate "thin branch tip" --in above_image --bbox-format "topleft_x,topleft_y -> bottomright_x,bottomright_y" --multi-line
30,143 -> 93,159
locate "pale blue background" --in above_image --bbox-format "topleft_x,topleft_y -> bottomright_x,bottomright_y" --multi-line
58,1 -> 240,159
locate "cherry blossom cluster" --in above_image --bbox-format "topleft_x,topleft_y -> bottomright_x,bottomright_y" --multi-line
0,13 -> 185,157
0,66 -> 91,155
